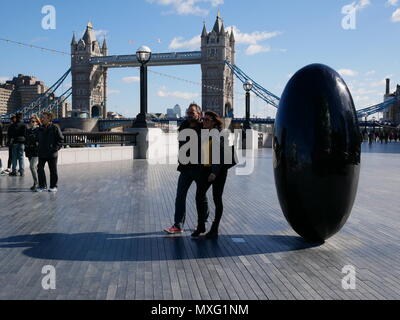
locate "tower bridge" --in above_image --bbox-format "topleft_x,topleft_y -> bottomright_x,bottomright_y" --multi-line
71,13 -> 236,119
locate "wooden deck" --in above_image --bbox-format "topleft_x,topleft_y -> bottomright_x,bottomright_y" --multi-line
0,143 -> 399,300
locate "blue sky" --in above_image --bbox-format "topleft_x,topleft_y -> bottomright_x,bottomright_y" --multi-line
1,0 -> 400,118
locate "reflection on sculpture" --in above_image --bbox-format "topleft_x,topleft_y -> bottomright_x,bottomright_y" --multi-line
273,64 -> 361,242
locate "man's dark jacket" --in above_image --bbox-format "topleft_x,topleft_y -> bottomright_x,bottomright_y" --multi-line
177,119 -> 203,172
37,124 -> 64,159
8,120 -> 27,144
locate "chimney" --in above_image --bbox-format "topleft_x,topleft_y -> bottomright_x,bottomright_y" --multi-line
386,78 -> 390,95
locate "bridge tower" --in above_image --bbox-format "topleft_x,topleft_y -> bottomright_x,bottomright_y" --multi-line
71,23 -> 107,118
201,12 -> 235,117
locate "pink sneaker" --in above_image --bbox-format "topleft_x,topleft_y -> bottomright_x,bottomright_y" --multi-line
164,226 -> 183,234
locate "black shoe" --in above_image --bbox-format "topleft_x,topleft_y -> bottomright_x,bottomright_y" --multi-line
19,173 -> 24,177
30,185 -> 37,191
9,172 -> 17,176
205,223 -> 219,239
191,225 -> 206,237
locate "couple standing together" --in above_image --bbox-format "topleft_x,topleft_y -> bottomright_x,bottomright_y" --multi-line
164,103 -> 236,239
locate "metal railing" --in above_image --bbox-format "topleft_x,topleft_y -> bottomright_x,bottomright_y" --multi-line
63,132 -> 138,147
0,132 -> 138,148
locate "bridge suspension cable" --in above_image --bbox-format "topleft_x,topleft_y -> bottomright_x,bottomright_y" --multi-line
355,96 -> 397,118
0,69 -> 72,120
148,68 -> 272,109
225,61 -> 281,108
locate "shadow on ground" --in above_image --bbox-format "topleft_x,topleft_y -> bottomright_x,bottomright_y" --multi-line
0,232 -> 321,262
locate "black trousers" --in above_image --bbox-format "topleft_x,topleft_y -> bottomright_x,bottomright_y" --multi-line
174,169 -> 209,228
196,168 -> 228,227
7,145 -> 12,169
38,157 -> 58,189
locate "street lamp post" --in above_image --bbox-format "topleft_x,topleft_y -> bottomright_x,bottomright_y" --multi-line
243,80 -> 253,130
133,46 -> 152,128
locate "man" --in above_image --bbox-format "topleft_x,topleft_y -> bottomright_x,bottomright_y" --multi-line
36,112 -> 64,192
164,103 -> 209,234
5,116 -> 17,173
9,113 -> 27,176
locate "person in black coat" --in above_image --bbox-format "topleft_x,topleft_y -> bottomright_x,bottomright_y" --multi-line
164,103 -> 210,234
9,113 -> 27,176
25,115 -> 41,191
36,112 -> 64,192
193,110 -> 237,239
5,116 -> 16,172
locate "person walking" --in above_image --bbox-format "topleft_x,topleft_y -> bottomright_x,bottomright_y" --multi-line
36,112 -> 64,192
164,103 -> 210,234
0,121 -> 3,148
25,115 -> 41,191
193,111 -> 237,239
9,113 -> 27,177
4,116 -> 17,173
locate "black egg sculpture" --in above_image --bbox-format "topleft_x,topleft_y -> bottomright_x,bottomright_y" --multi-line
273,64 -> 361,243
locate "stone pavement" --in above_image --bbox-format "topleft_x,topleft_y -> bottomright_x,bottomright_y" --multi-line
0,143 -> 399,300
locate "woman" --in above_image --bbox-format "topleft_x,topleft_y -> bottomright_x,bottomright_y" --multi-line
25,115 -> 41,191
192,111 -> 236,239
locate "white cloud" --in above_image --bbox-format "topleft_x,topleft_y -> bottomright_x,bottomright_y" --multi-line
387,0 -> 398,6
108,89 -> 121,95
370,79 -> 387,87
245,44 -> 271,56
352,88 -> 378,95
0,77 -> 10,83
147,0 -> 223,16
157,86 -> 199,100
230,26 -> 282,45
62,82 -> 72,89
392,8 -> 400,22
354,95 -> 371,102
168,25 -> 282,53
356,0 -> 371,10
365,70 -> 376,76
369,75 -> 394,88
338,69 -> 359,77
122,76 -> 140,83
169,35 -> 201,50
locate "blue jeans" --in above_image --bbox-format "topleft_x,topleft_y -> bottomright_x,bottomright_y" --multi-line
174,169 -> 209,228
11,143 -> 25,174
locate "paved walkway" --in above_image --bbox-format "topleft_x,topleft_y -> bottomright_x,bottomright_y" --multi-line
0,143 -> 399,300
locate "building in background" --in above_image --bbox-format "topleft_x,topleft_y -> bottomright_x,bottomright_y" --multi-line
166,108 -> 178,119
107,111 -> 125,119
71,23 -> 108,119
0,83 -> 18,115
7,74 -> 47,105
54,99 -> 72,119
173,104 -> 181,118
383,79 -> 400,124
201,12 -> 235,117
165,104 -> 182,119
